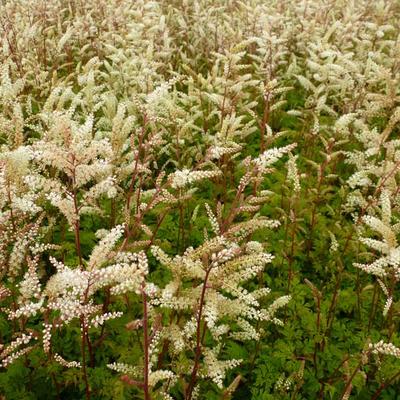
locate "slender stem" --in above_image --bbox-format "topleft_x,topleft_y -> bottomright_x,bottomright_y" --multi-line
221,181 -> 246,233
313,294 -> 321,375
368,282 -> 379,333
185,267 -> 212,400
259,89 -> 271,153
125,119 -> 146,238
340,357 -> 364,400
324,259 -> 343,343
371,369 -> 400,400
93,288 -> 111,351
147,211 -> 168,249
51,371 -> 62,400
319,354 -> 351,396
287,206 -> 297,294
6,181 -> 17,232
80,317 -> 91,400
178,202 -> 185,253
71,160 -> 83,267
306,141 -> 332,260
142,284 -> 151,400
355,269 -> 362,321
110,198 -> 116,228
387,273 -> 396,342
73,218 -> 83,267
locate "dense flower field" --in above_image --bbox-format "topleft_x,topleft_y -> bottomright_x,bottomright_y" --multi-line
1,0 -> 400,398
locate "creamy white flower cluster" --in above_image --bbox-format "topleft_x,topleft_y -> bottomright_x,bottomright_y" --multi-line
253,143 -> 297,171
8,221 -> 42,278
0,333 -> 35,367
148,369 -> 176,388
5,232 -> 149,376
201,346 -> 242,389
147,230 -> 287,390
287,153 -> 301,193
369,341 -> 400,358
170,169 -> 221,190
0,146 -> 31,181
345,87 -> 400,325
53,353 -> 81,369
354,194 -> 400,280
88,224 -> 125,270
43,252 -> 147,323
90,312 -> 123,328
208,144 -> 242,160
6,298 -> 44,320
18,110 -> 120,226
0,285 -> 11,300
107,362 -> 140,375
275,374 -> 293,393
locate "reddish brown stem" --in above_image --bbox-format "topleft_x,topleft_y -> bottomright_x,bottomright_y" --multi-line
142,284 -> 151,400
371,369 -> 400,400
80,317 -> 91,400
185,267 -> 212,400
